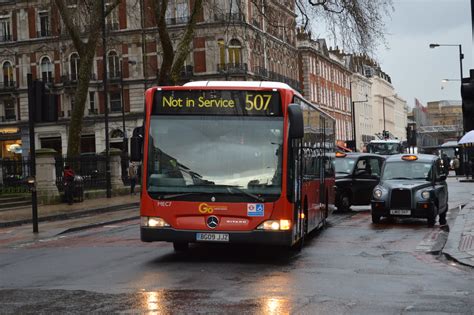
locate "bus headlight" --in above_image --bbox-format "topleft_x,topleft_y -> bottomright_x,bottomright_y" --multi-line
421,191 -> 430,199
141,216 -> 170,228
373,188 -> 383,199
257,220 -> 291,231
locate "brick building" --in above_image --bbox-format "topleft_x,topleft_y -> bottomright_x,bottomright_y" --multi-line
297,33 -> 352,148
0,0 -> 300,158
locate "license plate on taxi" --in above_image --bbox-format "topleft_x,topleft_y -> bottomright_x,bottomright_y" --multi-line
390,209 -> 411,215
196,233 -> 229,242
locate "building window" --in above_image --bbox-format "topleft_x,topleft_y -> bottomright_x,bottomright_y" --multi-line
217,39 -> 225,70
110,92 -> 122,112
70,53 -> 80,81
89,91 -> 96,114
4,99 -> 16,121
40,137 -> 62,154
105,2 -> 119,30
166,0 -> 189,24
2,61 -> 14,87
0,17 -> 11,42
228,39 -> 241,65
38,11 -> 50,37
81,135 -> 96,153
40,56 -> 53,83
107,51 -> 120,79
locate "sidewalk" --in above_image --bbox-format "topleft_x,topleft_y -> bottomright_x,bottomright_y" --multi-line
0,193 -> 140,228
443,198 -> 474,267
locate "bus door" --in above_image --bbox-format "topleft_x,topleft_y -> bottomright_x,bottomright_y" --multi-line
319,117 -> 328,222
289,138 -> 304,241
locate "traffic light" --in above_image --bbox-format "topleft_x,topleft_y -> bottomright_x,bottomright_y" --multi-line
461,70 -> 474,132
28,80 -> 58,123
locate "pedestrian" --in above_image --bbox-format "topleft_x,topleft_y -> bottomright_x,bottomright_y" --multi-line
128,162 -> 138,195
63,165 -> 75,205
453,155 -> 460,178
441,153 -> 450,175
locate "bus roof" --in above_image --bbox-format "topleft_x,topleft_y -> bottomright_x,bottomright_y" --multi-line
184,81 -> 301,94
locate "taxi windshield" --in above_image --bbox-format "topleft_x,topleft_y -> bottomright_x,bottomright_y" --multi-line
334,157 -> 356,174
382,161 -> 432,181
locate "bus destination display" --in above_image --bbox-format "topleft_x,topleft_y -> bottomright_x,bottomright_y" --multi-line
153,90 -> 282,116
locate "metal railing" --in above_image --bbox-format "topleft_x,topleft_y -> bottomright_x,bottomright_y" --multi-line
55,155 -> 107,191
217,63 -> 248,74
0,158 -> 31,194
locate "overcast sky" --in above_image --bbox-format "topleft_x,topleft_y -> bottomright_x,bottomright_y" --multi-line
377,0 -> 472,107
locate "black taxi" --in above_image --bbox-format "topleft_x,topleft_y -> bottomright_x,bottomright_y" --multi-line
371,154 -> 448,226
334,152 -> 385,211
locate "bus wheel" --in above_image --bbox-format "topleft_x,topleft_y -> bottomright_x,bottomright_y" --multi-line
173,242 -> 189,252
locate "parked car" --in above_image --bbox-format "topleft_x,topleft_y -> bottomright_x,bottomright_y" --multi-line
334,152 -> 385,211
371,154 -> 448,227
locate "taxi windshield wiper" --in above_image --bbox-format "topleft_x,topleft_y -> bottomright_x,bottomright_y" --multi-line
389,177 -> 411,180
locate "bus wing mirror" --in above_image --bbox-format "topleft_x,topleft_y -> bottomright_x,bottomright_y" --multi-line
130,127 -> 143,162
288,104 -> 304,139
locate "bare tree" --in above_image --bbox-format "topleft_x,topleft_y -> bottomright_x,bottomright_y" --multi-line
295,0 -> 393,53
151,0 -> 204,86
54,0 -> 121,157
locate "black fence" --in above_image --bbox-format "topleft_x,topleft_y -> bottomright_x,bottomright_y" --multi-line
55,154 -> 137,192
0,158 -> 31,194
55,155 -> 107,191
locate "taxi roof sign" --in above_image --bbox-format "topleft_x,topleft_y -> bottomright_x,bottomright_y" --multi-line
335,151 -> 347,158
401,155 -> 418,161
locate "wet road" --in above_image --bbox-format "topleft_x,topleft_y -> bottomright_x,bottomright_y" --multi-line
1,210 -> 473,314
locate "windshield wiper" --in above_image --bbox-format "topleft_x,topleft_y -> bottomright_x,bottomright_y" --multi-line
225,185 -> 265,202
157,192 -> 200,199
389,177 -> 411,180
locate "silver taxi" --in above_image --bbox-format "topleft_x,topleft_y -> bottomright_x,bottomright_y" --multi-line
371,154 -> 448,227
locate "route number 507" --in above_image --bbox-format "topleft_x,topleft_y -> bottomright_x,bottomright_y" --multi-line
245,94 -> 272,111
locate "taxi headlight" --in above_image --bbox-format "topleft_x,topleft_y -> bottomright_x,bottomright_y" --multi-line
373,188 -> 383,199
141,216 -> 170,228
257,220 -> 292,231
421,191 -> 430,199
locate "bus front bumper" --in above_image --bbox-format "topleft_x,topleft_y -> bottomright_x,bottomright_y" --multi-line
141,227 -> 293,246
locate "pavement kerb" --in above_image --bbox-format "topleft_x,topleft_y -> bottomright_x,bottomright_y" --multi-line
0,202 -> 139,228
443,201 -> 474,267
57,215 -> 139,235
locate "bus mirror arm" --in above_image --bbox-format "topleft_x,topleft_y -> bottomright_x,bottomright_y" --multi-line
288,104 -> 304,139
130,126 -> 143,162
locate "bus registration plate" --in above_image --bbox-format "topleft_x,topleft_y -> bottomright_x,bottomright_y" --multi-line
390,209 -> 411,215
196,233 -> 229,242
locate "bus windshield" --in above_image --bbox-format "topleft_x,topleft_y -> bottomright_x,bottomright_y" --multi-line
367,142 -> 402,155
147,115 -> 283,197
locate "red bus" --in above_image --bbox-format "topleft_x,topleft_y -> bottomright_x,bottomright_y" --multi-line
130,81 -> 336,251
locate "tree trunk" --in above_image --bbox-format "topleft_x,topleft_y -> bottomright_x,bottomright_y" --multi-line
66,47 -> 96,158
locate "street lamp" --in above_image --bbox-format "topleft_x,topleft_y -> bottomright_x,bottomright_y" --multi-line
101,0 -> 111,198
429,43 -> 464,86
381,94 -> 396,136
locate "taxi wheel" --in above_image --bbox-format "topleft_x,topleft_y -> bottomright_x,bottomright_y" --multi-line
173,242 -> 189,252
338,193 -> 351,212
371,213 -> 381,224
427,215 -> 435,227
439,211 -> 447,225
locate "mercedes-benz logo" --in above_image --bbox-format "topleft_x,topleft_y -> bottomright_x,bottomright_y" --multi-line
207,216 -> 219,229
211,196 -> 216,202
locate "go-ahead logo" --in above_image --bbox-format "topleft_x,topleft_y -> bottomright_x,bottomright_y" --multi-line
198,203 -> 228,214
